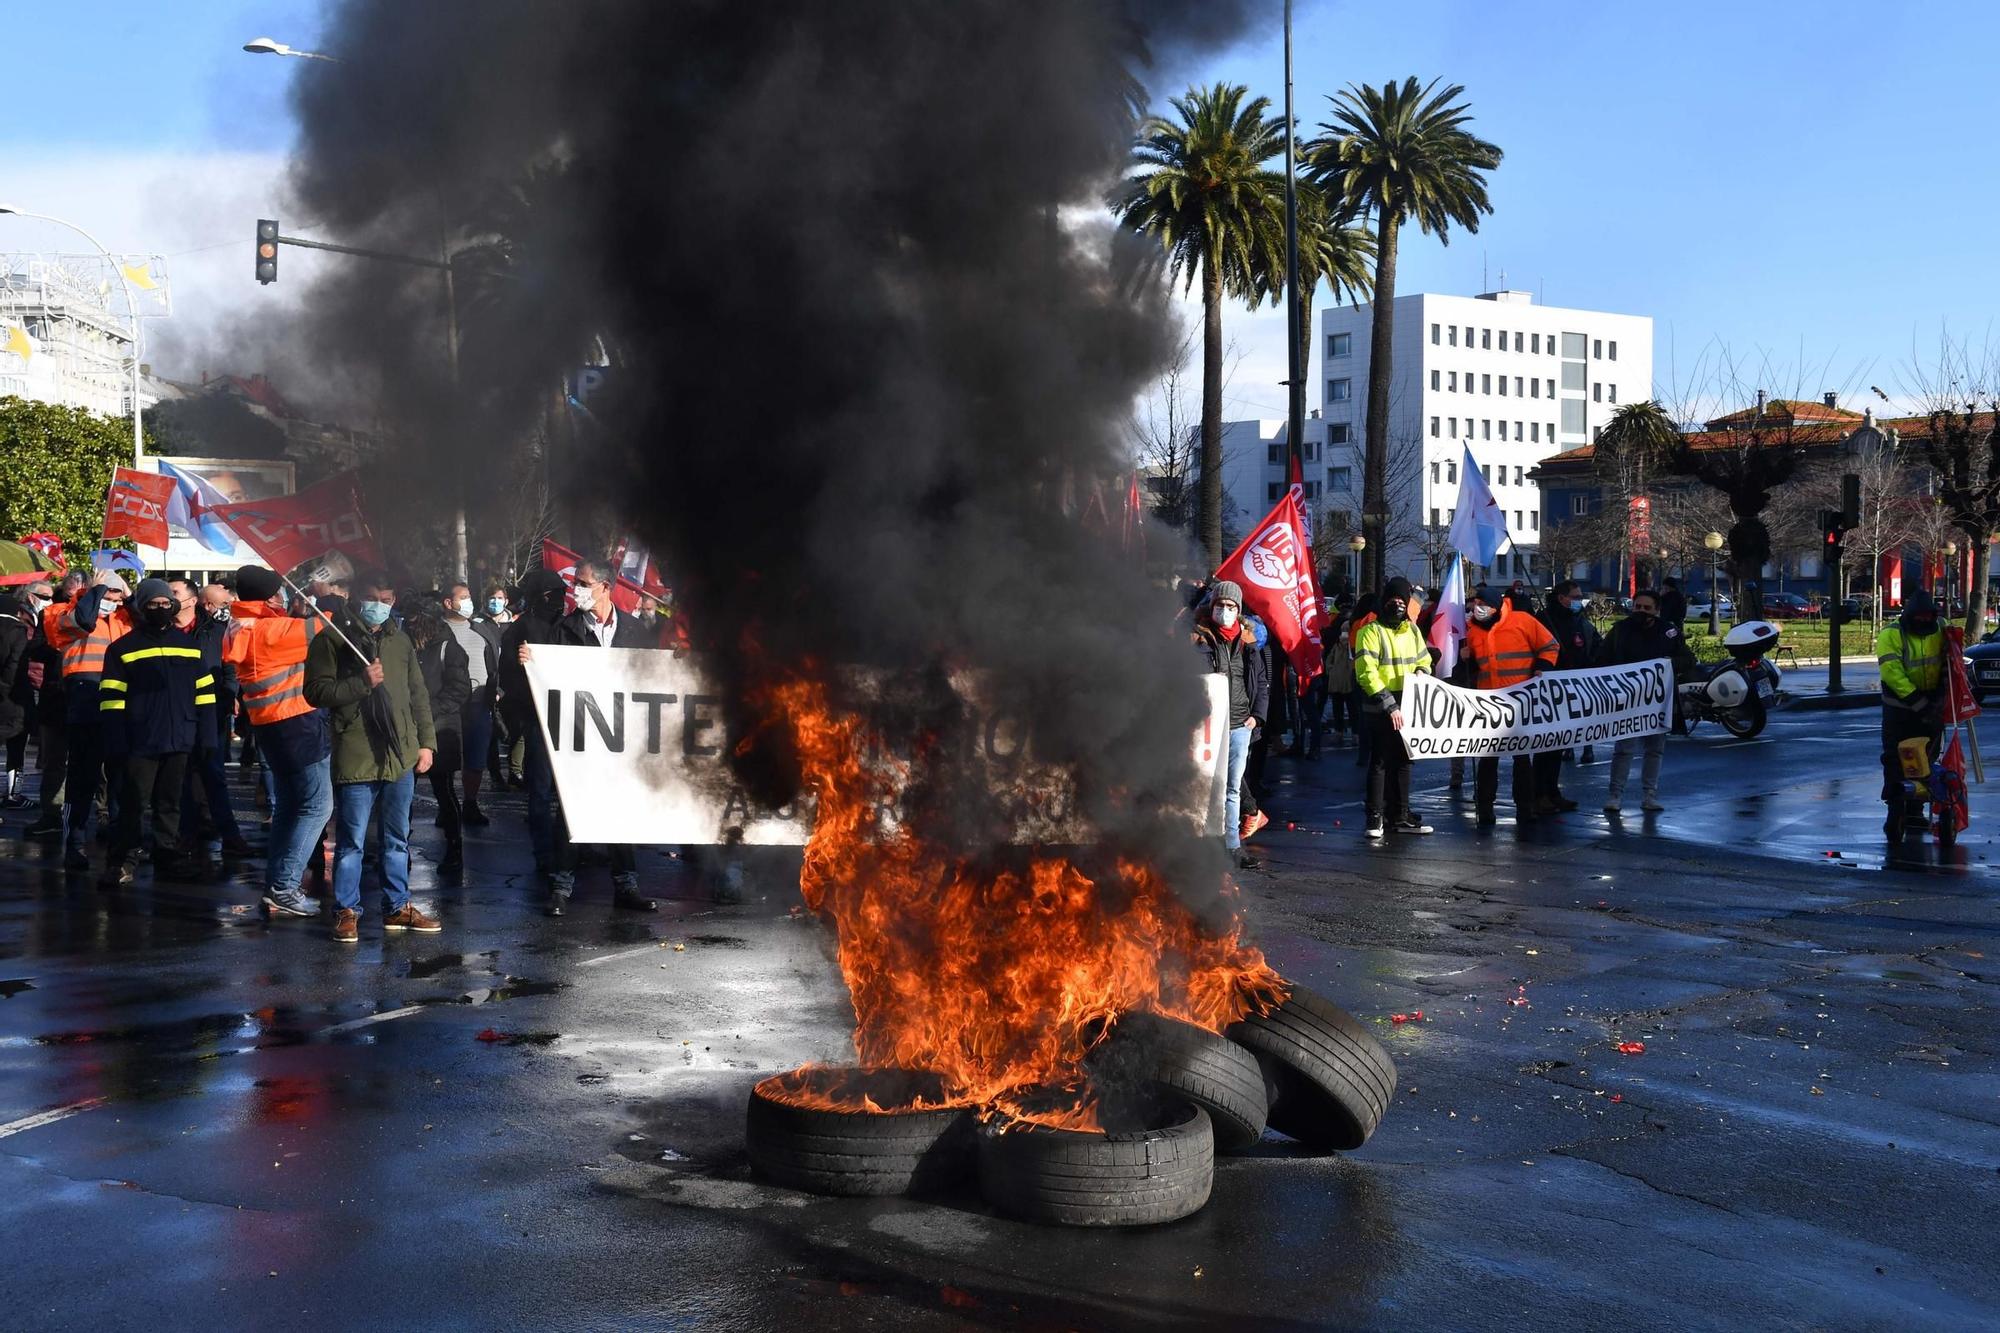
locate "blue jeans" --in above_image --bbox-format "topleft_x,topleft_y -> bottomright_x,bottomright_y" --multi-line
333,769 -> 415,915
1224,724 -> 1253,850
266,756 -> 332,893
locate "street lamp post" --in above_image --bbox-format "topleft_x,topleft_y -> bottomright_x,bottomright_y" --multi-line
1945,540 -> 1960,616
1348,533 -> 1366,595
0,205 -> 147,467
1704,531 -> 1724,635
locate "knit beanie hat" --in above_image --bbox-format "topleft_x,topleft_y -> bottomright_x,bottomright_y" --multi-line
1209,580 -> 1244,606
1381,577 -> 1413,604
235,565 -> 283,602
133,577 -> 174,606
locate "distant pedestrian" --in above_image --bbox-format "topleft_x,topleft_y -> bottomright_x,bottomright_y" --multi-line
1353,578 -> 1431,838
1598,589 -> 1696,814
1660,577 -> 1687,628
1534,580 -> 1600,813
405,608 -> 471,878
304,574 -> 440,943
1191,579 -> 1268,869
441,582 -> 502,826
1322,604 -> 1357,750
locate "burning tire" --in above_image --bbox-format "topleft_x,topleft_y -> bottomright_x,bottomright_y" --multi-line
745,1067 -> 973,1197
1226,986 -> 1396,1150
976,1102 -> 1214,1227
1088,1011 -> 1269,1152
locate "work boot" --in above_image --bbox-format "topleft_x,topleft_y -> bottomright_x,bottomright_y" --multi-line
1475,804 -> 1497,826
63,844 -> 91,872
437,840 -> 464,878
332,909 -> 359,944
461,803 -> 490,828
613,886 -> 659,913
1533,797 -> 1561,818
1553,795 -> 1579,812
1641,794 -> 1665,812
98,859 -> 136,890
220,832 -> 255,859
382,904 -> 442,933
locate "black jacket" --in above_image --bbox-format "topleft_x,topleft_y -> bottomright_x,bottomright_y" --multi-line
1193,624 -> 1269,728
184,612 -> 237,749
0,616 -> 26,740
1539,597 -> 1602,672
414,632 -> 473,734
1599,614 -> 1697,678
99,624 -> 215,758
555,607 -> 655,650
497,610 -> 566,734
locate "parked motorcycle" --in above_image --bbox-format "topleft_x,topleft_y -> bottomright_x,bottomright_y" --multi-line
1677,621 -> 1782,738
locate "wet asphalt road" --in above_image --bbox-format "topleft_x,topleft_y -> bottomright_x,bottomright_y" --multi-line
1,700 -> 1996,1332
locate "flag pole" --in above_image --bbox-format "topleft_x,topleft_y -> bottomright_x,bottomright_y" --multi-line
274,570 -> 372,666
1281,0 -> 1305,489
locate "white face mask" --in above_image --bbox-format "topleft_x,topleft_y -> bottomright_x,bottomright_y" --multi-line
453,598 -> 474,619
1214,604 -> 1239,628
1471,605 -> 1497,623
571,585 -> 596,613
30,596 -> 49,614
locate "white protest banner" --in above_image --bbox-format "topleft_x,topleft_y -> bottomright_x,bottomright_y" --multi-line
522,645 -> 1233,843
1399,658 -> 1672,760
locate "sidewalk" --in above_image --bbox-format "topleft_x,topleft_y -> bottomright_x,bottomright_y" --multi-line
1776,663 -> 1881,712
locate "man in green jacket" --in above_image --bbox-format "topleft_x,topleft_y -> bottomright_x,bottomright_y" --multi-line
1353,577 -> 1432,839
1875,590 -> 1945,838
304,574 -> 439,943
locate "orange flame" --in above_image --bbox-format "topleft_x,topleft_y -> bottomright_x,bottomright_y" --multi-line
773,677 -> 1285,1128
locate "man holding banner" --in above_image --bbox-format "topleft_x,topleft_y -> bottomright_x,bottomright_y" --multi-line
1462,585 -> 1558,825
1354,578 -> 1432,838
1599,589 -> 1696,814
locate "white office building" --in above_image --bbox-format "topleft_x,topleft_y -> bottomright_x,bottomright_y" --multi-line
1311,290 -> 1653,585
0,253 -> 161,419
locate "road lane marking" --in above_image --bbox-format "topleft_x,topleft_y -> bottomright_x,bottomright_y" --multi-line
317,1005 -> 426,1035
579,943 -> 669,968
0,1096 -> 105,1140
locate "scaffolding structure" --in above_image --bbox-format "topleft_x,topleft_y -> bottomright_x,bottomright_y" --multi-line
0,251 -> 167,419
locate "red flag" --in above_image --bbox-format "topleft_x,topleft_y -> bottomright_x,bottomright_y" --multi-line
1944,625 -> 1982,722
17,532 -> 65,570
102,468 -> 176,550
546,537 -> 656,614
207,472 -> 380,574
1213,489 -> 1326,692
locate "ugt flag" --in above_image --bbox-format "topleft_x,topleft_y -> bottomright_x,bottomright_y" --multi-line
157,460 -> 241,556
1213,489 -> 1326,692
1447,446 -> 1510,567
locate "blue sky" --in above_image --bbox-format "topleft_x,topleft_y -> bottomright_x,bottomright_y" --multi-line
4,1 -> 1994,408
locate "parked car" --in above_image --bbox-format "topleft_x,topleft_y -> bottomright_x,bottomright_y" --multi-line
1761,593 -> 1814,619
1686,594 -> 1734,622
1967,630 -> 2000,702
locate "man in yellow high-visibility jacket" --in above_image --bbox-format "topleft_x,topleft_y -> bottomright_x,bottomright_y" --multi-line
1353,577 -> 1432,839
1876,590 -> 1945,838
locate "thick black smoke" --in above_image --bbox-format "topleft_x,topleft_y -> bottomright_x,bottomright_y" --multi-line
285,1 -> 1270,878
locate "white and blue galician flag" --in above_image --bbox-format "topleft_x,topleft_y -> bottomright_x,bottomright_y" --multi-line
1428,557 -> 1467,678
157,460 -> 240,556
1447,445 -> 1510,567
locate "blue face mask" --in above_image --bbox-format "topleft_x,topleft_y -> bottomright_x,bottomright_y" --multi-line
358,600 -> 393,628
486,596 -> 507,616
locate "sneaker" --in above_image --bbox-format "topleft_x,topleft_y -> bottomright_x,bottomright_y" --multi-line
1365,816 -> 1386,839
1240,810 -> 1270,842
1236,851 -> 1263,870
1391,815 -> 1434,835
63,846 -> 91,872
437,843 -> 464,877
332,908 -> 359,943
26,814 -> 64,840
461,803 -> 491,828
1640,796 -> 1665,812
544,889 -> 570,918
382,904 -> 442,933
97,861 -> 136,889
263,888 -> 316,918
220,833 -> 255,859
1604,795 -> 1622,814
1554,796 -> 1580,812
1475,806 -> 1496,826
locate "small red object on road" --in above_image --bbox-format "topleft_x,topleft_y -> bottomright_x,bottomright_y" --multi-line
1609,1093 -> 1624,1103
475,1028 -> 503,1043
1390,1011 -> 1425,1024
1615,1041 -> 1645,1055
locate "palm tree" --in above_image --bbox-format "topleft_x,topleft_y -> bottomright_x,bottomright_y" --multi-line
1117,83 -> 1287,566
1307,78 -> 1502,590
1594,400 -> 1683,591
1250,181 -> 1374,432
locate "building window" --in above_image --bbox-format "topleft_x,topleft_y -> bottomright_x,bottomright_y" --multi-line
1431,323 -> 1441,345
1498,376 -> 1508,396
1305,440 -> 1321,462
1482,373 -> 1492,394
1562,399 -> 1586,434
1562,362 -> 1586,391
1484,420 -> 1494,440
1448,418 -> 1458,438
1327,467 -> 1351,493
1530,512 -> 1539,530
1430,369 -> 1440,391
1449,325 -> 1458,347
1546,377 -> 1555,397
1430,507 -> 1441,527
1429,460 -> 1440,484
1481,328 -> 1491,349
1562,332 -> 1587,359
1481,465 -> 1492,482
1531,378 -> 1540,399
1593,425 -> 1603,442
1530,422 -> 1540,443
1267,443 -> 1282,464
1268,483 -> 1282,503
1593,338 -> 1603,359
1609,384 -> 1617,402
1430,416 -> 1440,438
1514,467 -> 1524,485
1609,340 -> 1618,361
1328,423 -> 1350,444
1327,332 -> 1352,359
1514,376 -> 1524,396
1514,422 -> 1523,442
1570,495 -> 1588,516
1304,480 -> 1321,499
1448,371 -> 1458,392
1593,383 -> 1602,402
1446,461 -> 1457,483
1548,421 -> 1556,440
1329,377 -> 1351,401
1531,332 -> 1541,355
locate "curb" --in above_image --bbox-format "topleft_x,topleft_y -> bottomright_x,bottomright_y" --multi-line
1785,692 -> 1880,712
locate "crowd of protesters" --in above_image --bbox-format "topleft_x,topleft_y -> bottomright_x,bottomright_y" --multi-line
1184,570 -> 1712,862
0,559 -> 685,943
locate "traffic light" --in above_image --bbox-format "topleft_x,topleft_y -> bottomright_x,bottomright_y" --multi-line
255,219 -> 279,285
1840,472 -> 1861,530
1820,509 -> 1844,549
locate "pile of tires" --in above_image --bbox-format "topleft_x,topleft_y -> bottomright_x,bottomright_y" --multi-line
743,983 -> 1395,1227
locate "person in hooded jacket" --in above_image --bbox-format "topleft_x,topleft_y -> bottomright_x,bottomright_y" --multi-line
497,568 -> 572,879
1352,577 -> 1432,837
1463,585 -> 1559,824
1191,580 -> 1268,867
1875,589 -> 1945,838
1597,587 -> 1696,813
96,578 -> 215,887
405,608 -> 472,877
0,593 -> 29,807
1534,580 -> 1601,813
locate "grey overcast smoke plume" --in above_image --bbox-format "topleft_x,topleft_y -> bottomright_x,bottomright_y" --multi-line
286,0 -> 1268,869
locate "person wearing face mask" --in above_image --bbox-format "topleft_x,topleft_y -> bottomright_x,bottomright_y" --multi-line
498,568 -> 573,879
1353,577 -> 1433,838
1597,589 -> 1697,814
1463,585 -> 1559,826
0,592 -> 29,808
1191,580 -> 1269,868
25,573 -> 81,835
95,579 -> 216,887
442,581 -> 502,826
170,579 -> 250,867
1533,580 -> 1602,814
1876,588 -> 1946,839
49,568 -> 135,870
304,574 -> 439,943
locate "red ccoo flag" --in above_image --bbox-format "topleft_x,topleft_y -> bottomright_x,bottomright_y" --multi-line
206,472 -> 380,575
101,467 -> 177,550
1213,488 -> 1325,692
